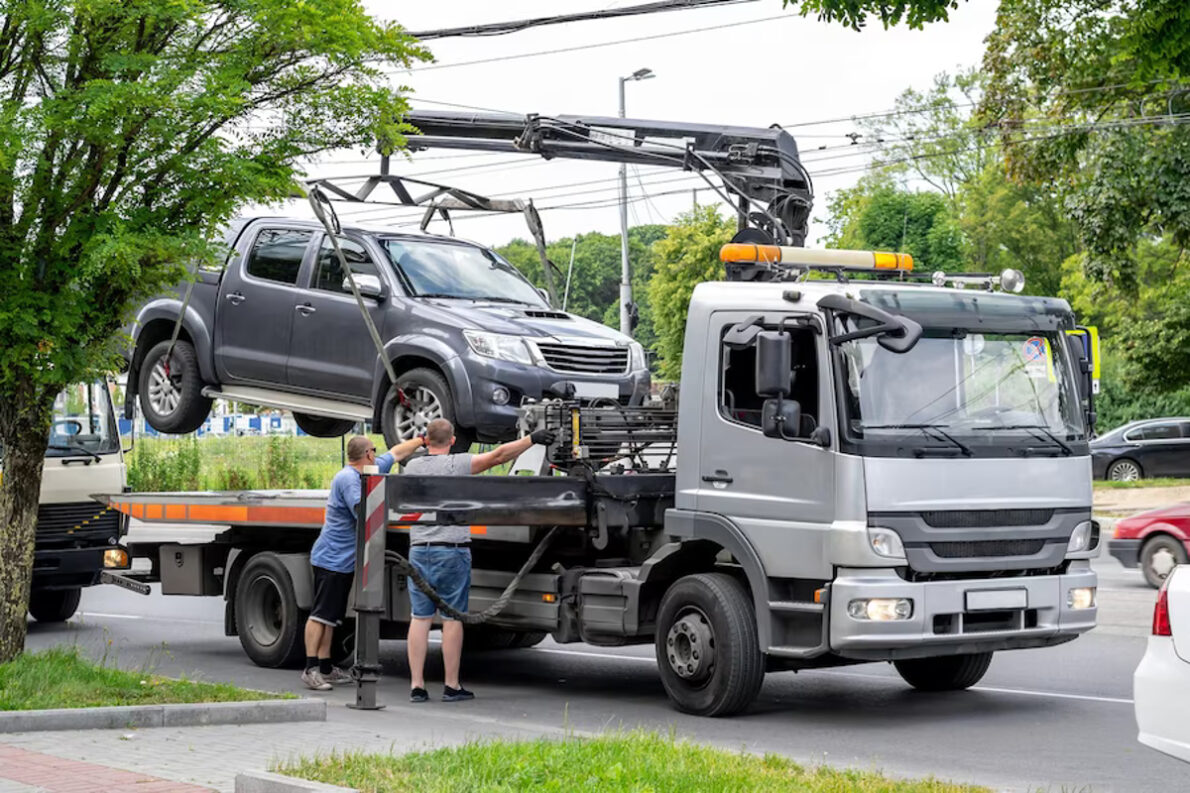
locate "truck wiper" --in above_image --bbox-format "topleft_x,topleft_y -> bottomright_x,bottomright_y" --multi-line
860,424 -> 973,457
47,443 -> 101,462
975,424 -> 1073,456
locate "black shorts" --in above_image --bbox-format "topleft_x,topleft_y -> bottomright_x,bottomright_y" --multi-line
310,566 -> 353,626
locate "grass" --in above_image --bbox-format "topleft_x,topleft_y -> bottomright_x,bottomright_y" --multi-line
1093,477 -> 1190,490
279,732 -> 989,793
0,646 -> 291,710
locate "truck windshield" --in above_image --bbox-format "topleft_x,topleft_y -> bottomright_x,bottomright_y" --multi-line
836,330 -> 1086,457
383,239 -> 546,306
45,382 -> 121,458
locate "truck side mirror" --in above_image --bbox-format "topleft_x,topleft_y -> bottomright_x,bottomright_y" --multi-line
1064,335 -> 1091,403
762,398 -> 801,439
755,330 -> 792,398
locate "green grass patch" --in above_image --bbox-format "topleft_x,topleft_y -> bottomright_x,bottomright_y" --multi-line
0,647 -> 291,710
280,732 -> 988,793
1093,477 -> 1190,490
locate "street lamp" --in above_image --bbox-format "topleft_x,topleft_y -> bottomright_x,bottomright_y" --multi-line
618,67 -> 654,338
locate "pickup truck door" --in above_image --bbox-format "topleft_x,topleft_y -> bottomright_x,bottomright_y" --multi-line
695,310 -> 836,581
287,235 -> 390,398
215,226 -> 315,385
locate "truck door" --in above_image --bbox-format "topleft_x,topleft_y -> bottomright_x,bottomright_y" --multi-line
696,310 -> 836,580
215,226 -> 315,384
287,235 -> 390,397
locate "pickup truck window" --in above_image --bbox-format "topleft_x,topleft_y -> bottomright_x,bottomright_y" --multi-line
720,324 -> 818,433
314,238 -> 378,294
383,238 -> 545,306
246,229 -> 312,285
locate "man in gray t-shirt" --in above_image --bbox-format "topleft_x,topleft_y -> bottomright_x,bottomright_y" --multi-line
402,418 -> 554,703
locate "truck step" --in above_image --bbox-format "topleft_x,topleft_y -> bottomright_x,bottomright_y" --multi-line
769,600 -> 824,614
200,386 -> 372,421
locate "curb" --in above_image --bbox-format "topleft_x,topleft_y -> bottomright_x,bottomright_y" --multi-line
0,698 -> 325,733
235,770 -> 357,793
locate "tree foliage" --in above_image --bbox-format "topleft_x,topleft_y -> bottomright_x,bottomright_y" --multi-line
785,0 -> 962,30
0,0 -> 428,661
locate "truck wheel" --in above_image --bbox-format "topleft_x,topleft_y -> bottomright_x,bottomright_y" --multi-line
464,625 -> 520,651
235,553 -> 305,668
381,368 -> 474,452
655,573 -> 764,717
894,652 -> 993,691
1141,535 -> 1188,589
293,412 -> 357,438
138,339 -> 212,434
510,631 -> 548,648
28,588 -> 81,623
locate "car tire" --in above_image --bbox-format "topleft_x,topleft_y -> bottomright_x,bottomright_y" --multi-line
138,339 -> 212,434
1140,535 -> 1189,589
893,652 -> 993,691
655,573 -> 764,717
1107,458 -> 1143,481
28,588 -> 81,623
293,412 -> 357,438
235,553 -> 306,669
381,368 -> 474,452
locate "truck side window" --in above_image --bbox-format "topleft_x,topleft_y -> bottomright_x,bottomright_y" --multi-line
245,229 -> 312,284
314,238 -> 378,294
719,325 -> 818,434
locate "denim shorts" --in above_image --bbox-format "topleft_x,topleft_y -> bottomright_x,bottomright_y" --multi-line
408,546 -> 471,620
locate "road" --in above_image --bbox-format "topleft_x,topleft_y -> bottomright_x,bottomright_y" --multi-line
24,544 -> 1183,793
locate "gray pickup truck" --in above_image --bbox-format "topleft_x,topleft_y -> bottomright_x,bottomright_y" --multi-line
125,217 -> 650,448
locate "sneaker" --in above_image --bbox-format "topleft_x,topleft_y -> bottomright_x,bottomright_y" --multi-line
301,668 -> 331,691
324,666 -> 353,686
410,687 -> 429,703
442,685 -> 474,702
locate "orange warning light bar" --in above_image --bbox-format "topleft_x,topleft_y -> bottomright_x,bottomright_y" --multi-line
720,245 -> 913,272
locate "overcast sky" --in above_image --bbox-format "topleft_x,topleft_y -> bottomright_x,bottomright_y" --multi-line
270,0 -> 998,248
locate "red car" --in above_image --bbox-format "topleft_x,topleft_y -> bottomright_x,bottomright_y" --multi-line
1111,503 -> 1190,588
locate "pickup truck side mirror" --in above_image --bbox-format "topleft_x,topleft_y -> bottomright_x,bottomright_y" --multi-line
762,398 -> 801,439
345,274 -> 385,299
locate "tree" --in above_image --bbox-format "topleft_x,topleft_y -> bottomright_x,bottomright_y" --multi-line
647,207 -> 735,379
0,1 -> 428,661
786,0 -> 963,30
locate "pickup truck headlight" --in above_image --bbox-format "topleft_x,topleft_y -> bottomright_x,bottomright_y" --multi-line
463,331 -> 540,367
629,341 -> 647,372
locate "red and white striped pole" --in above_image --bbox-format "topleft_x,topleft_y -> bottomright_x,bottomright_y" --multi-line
349,472 -> 387,710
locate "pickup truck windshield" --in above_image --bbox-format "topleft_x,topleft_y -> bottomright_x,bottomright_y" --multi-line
383,239 -> 546,306
45,382 -> 120,458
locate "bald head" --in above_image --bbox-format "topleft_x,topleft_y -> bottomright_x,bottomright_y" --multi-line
346,435 -> 375,463
425,418 -> 454,450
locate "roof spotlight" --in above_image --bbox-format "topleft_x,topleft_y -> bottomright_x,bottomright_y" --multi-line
1000,268 -> 1026,293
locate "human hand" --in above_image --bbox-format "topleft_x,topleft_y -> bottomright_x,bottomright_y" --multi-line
529,428 -> 556,446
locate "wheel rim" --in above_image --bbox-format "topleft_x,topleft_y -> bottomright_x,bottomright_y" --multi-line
244,574 -> 284,648
1110,461 -> 1140,481
665,606 -> 715,684
393,385 -> 444,440
148,354 -> 183,417
1149,546 -> 1179,581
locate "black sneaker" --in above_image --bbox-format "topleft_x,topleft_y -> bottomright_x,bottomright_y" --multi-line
442,685 -> 474,702
410,687 -> 429,703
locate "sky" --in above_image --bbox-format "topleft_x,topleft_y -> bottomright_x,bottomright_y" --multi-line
265,0 -> 1000,249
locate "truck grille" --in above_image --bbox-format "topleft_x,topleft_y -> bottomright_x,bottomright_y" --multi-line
921,509 -> 1054,528
37,502 -> 121,544
930,540 -> 1047,558
537,342 -> 628,374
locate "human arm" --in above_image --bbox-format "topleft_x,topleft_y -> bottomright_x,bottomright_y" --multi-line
469,429 -> 555,474
387,435 -> 426,463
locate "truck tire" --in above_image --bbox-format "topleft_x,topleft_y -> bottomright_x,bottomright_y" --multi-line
235,553 -> 306,668
1140,535 -> 1188,589
655,573 -> 764,716
893,652 -> 993,692
464,625 -> 520,651
381,368 -> 474,452
510,630 -> 548,648
28,588 -> 81,623
293,412 -> 357,438
138,339 -> 212,434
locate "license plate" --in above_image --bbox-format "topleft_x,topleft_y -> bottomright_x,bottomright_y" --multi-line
572,382 -> 619,399
965,588 -> 1027,611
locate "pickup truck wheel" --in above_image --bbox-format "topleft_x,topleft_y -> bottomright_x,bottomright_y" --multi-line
655,573 -> 764,716
28,588 -> 81,623
293,412 -> 357,438
1141,535 -> 1188,589
138,339 -> 212,434
382,368 -> 474,452
893,652 -> 993,691
235,553 -> 305,668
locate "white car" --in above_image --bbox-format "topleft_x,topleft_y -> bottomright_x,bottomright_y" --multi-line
1135,565 -> 1190,762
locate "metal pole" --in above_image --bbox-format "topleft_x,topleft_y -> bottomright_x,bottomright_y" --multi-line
562,236 -> 577,311
618,76 -> 633,338
348,472 -> 387,710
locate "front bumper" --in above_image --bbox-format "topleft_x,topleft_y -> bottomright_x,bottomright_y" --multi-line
828,565 -> 1098,661
1108,538 -> 1142,568
1135,635 -> 1190,763
32,544 -> 129,590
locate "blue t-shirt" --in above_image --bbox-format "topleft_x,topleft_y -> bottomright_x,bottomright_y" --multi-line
310,453 -> 394,573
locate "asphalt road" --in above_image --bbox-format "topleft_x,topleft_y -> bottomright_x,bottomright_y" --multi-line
24,544 -> 1185,793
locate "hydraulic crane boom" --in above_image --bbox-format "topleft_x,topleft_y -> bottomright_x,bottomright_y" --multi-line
404,110 -> 814,247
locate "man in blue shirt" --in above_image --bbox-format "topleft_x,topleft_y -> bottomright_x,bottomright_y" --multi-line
302,433 -> 424,691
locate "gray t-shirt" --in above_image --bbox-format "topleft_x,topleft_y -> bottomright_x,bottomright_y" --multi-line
402,452 -> 474,544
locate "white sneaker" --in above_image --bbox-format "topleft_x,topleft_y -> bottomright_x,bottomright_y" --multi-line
301,668 -> 332,691
325,666 -> 353,685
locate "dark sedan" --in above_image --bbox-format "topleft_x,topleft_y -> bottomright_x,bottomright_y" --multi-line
1092,417 -> 1190,480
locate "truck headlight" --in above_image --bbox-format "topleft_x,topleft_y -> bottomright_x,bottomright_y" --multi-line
867,527 -> 905,559
629,341 -> 647,371
463,331 -> 540,367
1067,587 -> 1096,609
847,598 -> 913,621
1066,521 -> 1098,554
104,548 -> 129,569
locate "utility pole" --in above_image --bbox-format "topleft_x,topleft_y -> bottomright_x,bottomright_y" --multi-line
618,67 -> 654,338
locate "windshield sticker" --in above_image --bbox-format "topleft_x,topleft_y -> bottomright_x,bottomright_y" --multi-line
1022,337 -> 1056,382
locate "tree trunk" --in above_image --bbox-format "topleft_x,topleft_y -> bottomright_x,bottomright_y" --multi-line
0,380 -> 53,662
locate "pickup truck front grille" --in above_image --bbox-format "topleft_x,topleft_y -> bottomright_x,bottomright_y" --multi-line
37,502 -> 121,546
537,343 -> 629,374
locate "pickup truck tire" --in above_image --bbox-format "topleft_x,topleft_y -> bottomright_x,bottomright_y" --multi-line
381,368 -> 474,452
893,651 -> 993,691
235,553 -> 306,669
655,573 -> 764,716
28,588 -> 81,623
293,412 -> 357,438
138,339 -> 212,435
